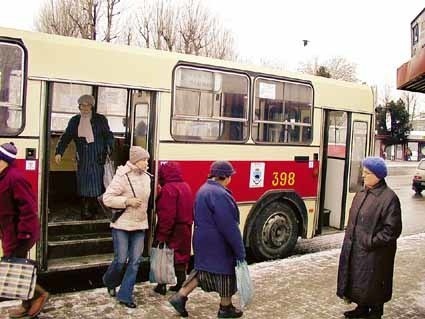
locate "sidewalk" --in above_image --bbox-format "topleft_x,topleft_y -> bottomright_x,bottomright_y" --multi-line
1,233 -> 424,319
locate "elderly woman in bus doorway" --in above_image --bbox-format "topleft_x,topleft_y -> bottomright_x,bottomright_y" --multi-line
0,142 -> 50,318
102,146 -> 151,308
169,161 -> 245,318
55,94 -> 114,220
337,157 -> 402,319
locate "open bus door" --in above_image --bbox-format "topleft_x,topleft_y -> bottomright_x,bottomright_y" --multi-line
44,86 -> 157,272
318,110 -> 371,234
129,90 -> 157,258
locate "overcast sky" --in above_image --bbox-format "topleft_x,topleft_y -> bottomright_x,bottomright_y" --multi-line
1,0 -> 424,100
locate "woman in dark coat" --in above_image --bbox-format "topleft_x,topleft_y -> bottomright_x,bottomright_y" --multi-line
169,161 -> 245,318
0,142 -> 49,318
153,161 -> 194,295
337,157 -> 402,319
55,94 -> 114,220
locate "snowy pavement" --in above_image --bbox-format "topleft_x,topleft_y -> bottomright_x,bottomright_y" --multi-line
1,233 -> 424,319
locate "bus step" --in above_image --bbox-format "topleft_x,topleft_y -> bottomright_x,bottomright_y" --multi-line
49,232 -> 112,242
47,253 -> 113,272
48,220 -> 111,239
48,237 -> 113,259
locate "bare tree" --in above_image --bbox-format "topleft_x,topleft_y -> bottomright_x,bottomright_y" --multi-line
35,0 -> 80,37
104,0 -> 121,42
298,56 -> 357,82
401,91 -> 418,122
36,0 -> 122,42
134,0 -> 236,59
380,84 -> 394,106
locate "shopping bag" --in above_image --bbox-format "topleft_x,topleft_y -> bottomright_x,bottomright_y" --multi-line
149,244 -> 176,285
235,260 -> 254,309
103,154 -> 115,189
0,257 -> 37,300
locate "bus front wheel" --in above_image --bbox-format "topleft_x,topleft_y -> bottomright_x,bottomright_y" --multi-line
249,202 -> 298,261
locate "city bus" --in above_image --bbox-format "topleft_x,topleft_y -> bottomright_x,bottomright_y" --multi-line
0,27 -> 374,273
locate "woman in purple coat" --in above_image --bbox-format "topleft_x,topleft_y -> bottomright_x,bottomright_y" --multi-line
153,161 -> 194,295
169,161 -> 245,318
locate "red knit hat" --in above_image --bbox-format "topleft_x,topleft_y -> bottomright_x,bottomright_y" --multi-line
0,142 -> 17,164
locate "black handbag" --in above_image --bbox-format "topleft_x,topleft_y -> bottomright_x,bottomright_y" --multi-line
98,173 -> 136,223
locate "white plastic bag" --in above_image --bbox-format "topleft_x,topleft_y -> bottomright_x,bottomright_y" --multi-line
103,155 -> 115,189
149,244 -> 176,285
235,260 -> 254,309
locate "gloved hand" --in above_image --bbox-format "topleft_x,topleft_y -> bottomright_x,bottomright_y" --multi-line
12,240 -> 31,258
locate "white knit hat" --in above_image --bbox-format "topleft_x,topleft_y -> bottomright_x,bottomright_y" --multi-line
129,146 -> 149,164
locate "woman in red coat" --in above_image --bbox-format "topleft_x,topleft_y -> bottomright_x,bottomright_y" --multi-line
0,142 -> 49,318
153,161 -> 194,295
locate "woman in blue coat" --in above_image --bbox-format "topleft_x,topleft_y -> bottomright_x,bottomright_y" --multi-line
169,161 -> 245,318
55,94 -> 114,219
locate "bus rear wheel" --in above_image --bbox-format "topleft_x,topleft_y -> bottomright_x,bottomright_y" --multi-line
249,202 -> 298,261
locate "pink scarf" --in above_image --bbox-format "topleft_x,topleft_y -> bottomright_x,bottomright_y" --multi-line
78,114 -> 94,143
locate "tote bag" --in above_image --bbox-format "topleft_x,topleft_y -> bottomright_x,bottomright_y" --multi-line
0,257 -> 37,300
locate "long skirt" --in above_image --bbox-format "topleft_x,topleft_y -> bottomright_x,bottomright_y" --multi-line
76,162 -> 104,197
184,269 -> 237,298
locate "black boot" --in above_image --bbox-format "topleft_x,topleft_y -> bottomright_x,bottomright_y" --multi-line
367,305 -> 383,319
154,284 -> 167,295
81,197 -> 93,220
169,293 -> 188,317
344,305 -> 370,318
170,269 -> 186,292
88,197 -> 98,218
217,304 -> 243,318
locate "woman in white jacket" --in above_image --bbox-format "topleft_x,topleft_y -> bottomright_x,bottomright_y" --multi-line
102,146 -> 151,308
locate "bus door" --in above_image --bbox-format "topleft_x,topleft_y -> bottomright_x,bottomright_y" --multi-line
318,110 -> 371,234
44,84 -> 135,271
129,89 -> 157,254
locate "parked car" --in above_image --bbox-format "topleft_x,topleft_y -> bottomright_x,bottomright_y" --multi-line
412,159 -> 425,194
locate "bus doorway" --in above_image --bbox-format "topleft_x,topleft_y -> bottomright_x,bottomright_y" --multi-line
44,84 -> 156,272
318,110 -> 371,235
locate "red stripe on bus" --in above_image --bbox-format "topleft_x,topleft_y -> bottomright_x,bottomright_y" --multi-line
160,160 -> 319,202
14,159 -> 39,205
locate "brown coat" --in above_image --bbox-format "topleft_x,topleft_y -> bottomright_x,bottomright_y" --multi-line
337,180 -> 402,305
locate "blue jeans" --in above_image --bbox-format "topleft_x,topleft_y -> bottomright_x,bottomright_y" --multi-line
103,228 -> 145,303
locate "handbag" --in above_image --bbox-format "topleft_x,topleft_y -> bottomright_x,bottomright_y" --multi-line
149,243 -> 176,285
0,257 -> 37,300
98,173 -> 136,223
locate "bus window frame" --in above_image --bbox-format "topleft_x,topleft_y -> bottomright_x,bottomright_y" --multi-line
49,81 -> 129,135
252,76 -> 314,145
0,37 -> 28,137
348,120 -> 369,193
171,63 -> 250,144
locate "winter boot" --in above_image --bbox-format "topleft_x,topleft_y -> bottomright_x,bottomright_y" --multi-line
154,284 -> 167,295
81,197 -> 94,220
366,305 -> 383,319
169,293 -> 188,317
344,305 -> 370,318
217,304 -> 243,318
170,268 -> 186,292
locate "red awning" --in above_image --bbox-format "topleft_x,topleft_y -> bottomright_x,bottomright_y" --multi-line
397,47 -> 425,93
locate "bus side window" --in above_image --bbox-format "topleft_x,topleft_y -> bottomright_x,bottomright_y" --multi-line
0,41 -> 26,136
172,67 -> 248,143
